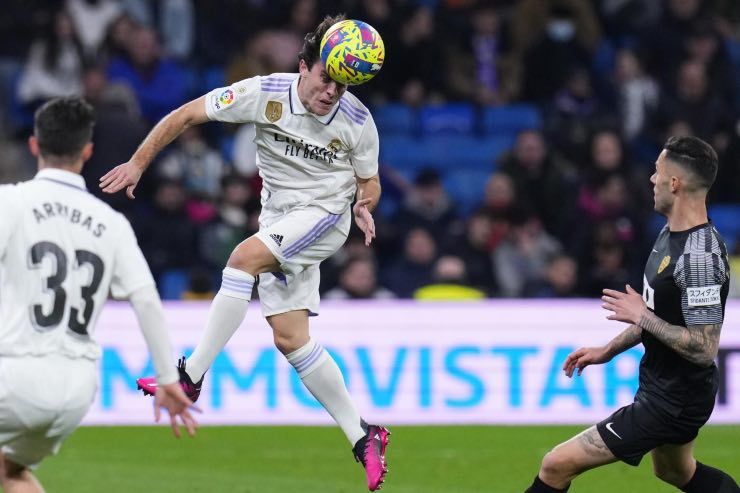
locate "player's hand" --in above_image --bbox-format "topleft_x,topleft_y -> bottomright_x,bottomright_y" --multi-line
563,346 -> 610,377
353,197 -> 376,246
99,161 -> 145,199
602,284 -> 647,325
154,382 -> 201,438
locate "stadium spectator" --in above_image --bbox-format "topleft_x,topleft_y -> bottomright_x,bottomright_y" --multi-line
383,227 -> 437,298
414,255 -> 487,301
498,129 -> 577,241
393,168 -> 460,245
524,253 -> 580,298
442,210 -> 499,296
157,126 -> 226,200
66,0 -> 122,62
493,213 -> 562,298
106,25 -> 189,124
324,257 -> 396,300
17,9 -> 84,109
611,49 -> 660,140
121,0 -> 195,61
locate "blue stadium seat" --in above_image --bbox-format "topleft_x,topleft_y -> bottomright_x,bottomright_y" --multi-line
380,135 -> 434,175
419,104 -> 476,136
159,269 -> 190,300
421,135 -> 513,170
202,66 -> 226,92
482,104 -> 541,137
373,103 -> 417,135
709,204 -> 740,250
443,169 -> 492,216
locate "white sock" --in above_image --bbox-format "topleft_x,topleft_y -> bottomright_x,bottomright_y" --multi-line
186,267 -> 254,381
286,339 -> 365,445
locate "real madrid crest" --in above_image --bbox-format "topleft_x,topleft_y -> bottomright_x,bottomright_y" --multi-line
265,101 -> 282,123
657,255 -> 671,274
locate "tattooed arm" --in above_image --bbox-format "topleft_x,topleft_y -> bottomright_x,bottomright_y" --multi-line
602,285 -> 721,367
563,324 -> 642,377
638,311 -> 721,367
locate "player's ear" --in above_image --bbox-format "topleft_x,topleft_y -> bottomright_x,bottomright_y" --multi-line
670,175 -> 680,193
298,59 -> 309,77
81,142 -> 93,163
28,136 -> 39,157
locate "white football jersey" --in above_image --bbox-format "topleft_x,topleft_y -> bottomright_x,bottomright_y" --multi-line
205,73 -> 379,214
0,168 -> 155,360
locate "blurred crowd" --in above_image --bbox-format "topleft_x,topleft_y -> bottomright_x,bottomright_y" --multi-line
1,0 -> 739,300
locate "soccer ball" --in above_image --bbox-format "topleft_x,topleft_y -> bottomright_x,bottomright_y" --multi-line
320,19 -> 384,86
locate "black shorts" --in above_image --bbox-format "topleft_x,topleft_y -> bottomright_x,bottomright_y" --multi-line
596,397 -> 713,467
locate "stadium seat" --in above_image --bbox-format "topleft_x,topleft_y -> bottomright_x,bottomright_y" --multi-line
373,103 -> 417,135
482,104 -> 541,137
202,66 -> 226,93
419,103 -> 476,136
380,135 -> 435,175
443,169 -> 492,216
159,269 -> 190,300
421,135 -> 513,171
709,204 -> 740,250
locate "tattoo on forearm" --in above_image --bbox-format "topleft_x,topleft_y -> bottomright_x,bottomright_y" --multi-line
638,311 -> 721,366
606,324 -> 642,358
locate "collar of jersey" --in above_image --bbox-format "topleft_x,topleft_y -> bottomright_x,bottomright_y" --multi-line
34,168 -> 87,191
289,78 -> 340,125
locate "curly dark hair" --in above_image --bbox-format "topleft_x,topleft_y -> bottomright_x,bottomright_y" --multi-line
663,136 -> 718,191
297,14 -> 346,69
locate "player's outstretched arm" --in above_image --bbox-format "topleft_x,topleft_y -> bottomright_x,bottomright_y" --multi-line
563,324 -> 641,377
354,173 -> 381,246
99,96 -> 209,199
602,285 -> 721,367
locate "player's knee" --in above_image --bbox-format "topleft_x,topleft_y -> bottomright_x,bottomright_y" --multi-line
539,449 -> 574,483
227,239 -> 275,275
273,331 -> 303,354
653,461 -> 691,486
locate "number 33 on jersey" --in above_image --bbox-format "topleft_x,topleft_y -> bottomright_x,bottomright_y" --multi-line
0,169 -> 156,360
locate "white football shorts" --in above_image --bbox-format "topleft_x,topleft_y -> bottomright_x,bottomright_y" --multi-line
0,354 -> 97,468
255,205 -> 351,317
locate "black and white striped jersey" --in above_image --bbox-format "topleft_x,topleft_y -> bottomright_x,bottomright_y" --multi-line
637,222 -> 730,413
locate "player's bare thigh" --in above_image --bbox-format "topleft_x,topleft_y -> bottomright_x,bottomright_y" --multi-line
539,426 -> 618,488
651,441 -> 696,487
267,309 -> 310,354
227,236 -> 280,275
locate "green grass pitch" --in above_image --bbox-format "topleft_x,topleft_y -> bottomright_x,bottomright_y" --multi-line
36,425 -> 739,492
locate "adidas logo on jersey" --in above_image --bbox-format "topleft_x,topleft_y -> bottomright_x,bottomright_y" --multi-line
269,234 -> 284,247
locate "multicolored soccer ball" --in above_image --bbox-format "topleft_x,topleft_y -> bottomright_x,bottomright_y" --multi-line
320,19 -> 384,86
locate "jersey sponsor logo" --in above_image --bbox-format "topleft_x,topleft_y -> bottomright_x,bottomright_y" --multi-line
687,285 -> 722,306
605,422 -> 622,440
657,255 -> 670,274
265,101 -> 282,122
269,233 -> 284,247
219,89 -> 235,107
642,275 -> 655,310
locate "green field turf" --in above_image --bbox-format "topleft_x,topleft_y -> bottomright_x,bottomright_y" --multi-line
36,425 -> 739,492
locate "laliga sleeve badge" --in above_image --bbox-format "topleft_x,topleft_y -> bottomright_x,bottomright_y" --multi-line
265,101 -> 282,123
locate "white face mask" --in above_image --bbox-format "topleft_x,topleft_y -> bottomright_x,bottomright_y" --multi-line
547,19 -> 575,41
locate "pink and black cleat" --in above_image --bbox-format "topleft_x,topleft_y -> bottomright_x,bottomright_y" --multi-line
353,424 -> 391,491
136,357 -> 204,403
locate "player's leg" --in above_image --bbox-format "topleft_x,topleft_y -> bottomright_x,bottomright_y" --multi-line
267,308 -> 389,491
652,441 -> 740,492
525,426 -> 617,492
0,455 -> 44,493
183,236 -> 278,382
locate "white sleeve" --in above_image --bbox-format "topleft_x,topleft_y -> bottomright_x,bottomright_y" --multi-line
204,76 -> 261,123
129,285 -> 178,385
351,115 -> 380,179
0,184 -> 20,260
110,217 -> 156,299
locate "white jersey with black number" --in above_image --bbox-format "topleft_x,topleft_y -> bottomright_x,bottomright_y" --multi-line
0,168 -> 155,360
204,73 -> 379,214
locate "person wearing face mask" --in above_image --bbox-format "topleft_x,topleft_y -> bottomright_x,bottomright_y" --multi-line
520,3 -> 601,103
98,14 -> 390,492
